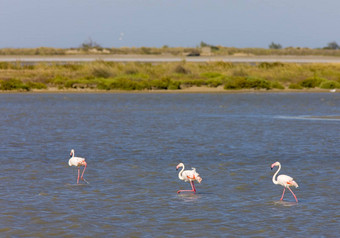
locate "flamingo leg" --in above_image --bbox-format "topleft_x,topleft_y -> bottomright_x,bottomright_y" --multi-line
287,187 -> 298,203
77,167 -> 80,184
280,188 -> 286,201
190,181 -> 196,193
177,181 -> 196,194
81,164 -> 87,181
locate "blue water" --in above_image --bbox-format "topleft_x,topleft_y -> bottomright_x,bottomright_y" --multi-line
0,93 -> 339,237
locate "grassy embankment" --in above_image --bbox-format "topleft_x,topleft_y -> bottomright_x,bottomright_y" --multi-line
1,60 -> 340,91
1,46 -> 340,57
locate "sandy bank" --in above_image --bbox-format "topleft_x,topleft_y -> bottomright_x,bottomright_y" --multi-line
1,86 -> 337,94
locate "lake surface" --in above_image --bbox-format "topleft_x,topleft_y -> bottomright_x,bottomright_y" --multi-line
0,93 -> 339,237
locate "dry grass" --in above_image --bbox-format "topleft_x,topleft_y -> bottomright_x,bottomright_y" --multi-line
1,61 -> 340,91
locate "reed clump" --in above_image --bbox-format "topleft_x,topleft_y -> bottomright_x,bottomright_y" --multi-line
1,61 -> 340,91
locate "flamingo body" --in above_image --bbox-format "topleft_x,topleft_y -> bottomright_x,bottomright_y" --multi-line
271,161 -> 298,202
69,149 -> 87,184
276,174 -> 299,188
176,163 -> 202,194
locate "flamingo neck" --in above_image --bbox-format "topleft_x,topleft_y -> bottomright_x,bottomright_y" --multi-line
272,164 -> 281,185
178,165 -> 185,180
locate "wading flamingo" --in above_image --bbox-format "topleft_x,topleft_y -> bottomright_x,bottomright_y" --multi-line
68,149 -> 87,184
176,163 -> 202,194
271,161 -> 299,202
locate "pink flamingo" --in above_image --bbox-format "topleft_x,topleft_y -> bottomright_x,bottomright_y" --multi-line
271,161 -> 299,202
176,163 -> 202,194
68,149 -> 87,184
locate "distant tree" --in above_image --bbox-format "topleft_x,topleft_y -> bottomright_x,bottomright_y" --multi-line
200,41 -> 209,47
324,41 -> 339,50
199,41 -> 219,51
269,42 -> 282,49
81,38 -> 102,51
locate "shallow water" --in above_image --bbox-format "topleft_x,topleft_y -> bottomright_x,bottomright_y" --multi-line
0,93 -> 339,237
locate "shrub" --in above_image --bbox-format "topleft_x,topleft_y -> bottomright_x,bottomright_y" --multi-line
64,80 -> 79,88
26,82 -> 47,89
289,83 -> 303,89
319,80 -> 340,89
224,77 -> 247,89
206,78 -> 223,87
51,76 -> 69,86
0,78 -> 29,91
224,77 -> 271,90
107,77 -> 149,90
150,77 -> 180,90
271,81 -> 285,89
299,77 -> 325,88
180,79 -> 205,87
168,81 -> 181,90
173,65 -> 190,74
246,77 -> 271,89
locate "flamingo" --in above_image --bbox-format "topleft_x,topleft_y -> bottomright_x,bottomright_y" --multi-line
271,161 -> 299,202
176,163 -> 202,194
68,149 -> 87,184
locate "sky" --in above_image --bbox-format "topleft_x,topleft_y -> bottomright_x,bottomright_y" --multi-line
1,0 -> 340,49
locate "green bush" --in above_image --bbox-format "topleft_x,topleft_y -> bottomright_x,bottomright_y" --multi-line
271,81 -> 285,89
64,79 -> 79,88
150,77 -> 181,90
51,75 -> 69,86
26,82 -> 47,89
319,80 -> 340,89
224,77 -> 270,90
150,78 -> 169,89
0,78 -> 29,91
206,78 -> 223,87
246,77 -> 271,89
288,83 -> 303,89
180,79 -> 205,87
224,77 -> 247,89
107,77 -> 148,90
168,81 -> 181,90
299,77 -> 325,88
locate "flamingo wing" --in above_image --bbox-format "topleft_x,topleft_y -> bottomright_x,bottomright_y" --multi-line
69,157 -> 85,167
277,174 -> 298,188
182,169 -> 202,183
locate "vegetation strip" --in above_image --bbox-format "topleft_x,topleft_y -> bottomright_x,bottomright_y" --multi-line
0,61 -> 340,91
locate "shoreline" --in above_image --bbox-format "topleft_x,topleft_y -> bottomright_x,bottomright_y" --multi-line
1,54 -> 340,63
0,86 -> 337,94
